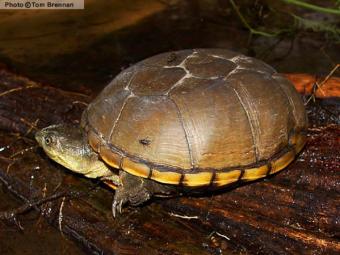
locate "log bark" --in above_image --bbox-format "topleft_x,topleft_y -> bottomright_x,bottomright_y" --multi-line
0,68 -> 339,254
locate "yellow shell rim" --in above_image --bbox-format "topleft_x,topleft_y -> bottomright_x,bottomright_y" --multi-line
86,121 -> 306,188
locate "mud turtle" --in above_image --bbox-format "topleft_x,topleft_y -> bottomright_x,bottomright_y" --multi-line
35,49 -> 307,216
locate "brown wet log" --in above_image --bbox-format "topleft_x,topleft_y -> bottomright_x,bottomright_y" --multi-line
0,68 -> 339,254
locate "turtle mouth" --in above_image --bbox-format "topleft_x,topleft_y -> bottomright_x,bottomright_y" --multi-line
35,131 -> 44,147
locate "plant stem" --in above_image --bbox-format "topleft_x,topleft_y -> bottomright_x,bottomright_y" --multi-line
282,0 -> 340,15
229,0 -> 277,37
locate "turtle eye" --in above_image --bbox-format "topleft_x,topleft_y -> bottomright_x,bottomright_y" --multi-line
44,136 -> 53,145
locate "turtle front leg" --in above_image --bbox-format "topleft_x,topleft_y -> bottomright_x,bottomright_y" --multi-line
112,171 -> 152,217
112,171 -> 178,217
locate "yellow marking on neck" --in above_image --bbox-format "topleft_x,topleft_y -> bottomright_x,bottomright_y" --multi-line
46,150 -> 79,172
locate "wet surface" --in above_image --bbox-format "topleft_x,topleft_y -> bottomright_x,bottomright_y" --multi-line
0,0 -> 339,254
0,183 -> 84,255
0,63 -> 339,255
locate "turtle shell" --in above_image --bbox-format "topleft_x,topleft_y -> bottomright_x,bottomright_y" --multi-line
81,49 -> 307,187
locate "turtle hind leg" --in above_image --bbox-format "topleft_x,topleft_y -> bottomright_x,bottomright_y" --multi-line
112,171 -> 178,217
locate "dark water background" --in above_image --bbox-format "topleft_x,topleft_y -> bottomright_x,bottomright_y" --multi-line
0,0 -> 338,254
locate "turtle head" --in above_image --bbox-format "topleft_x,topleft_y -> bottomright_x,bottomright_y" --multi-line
35,124 -> 90,173
36,124 -> 120,186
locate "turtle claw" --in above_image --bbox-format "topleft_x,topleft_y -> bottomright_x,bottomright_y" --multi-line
112,198 -> 125,218
112,200 -> 117,218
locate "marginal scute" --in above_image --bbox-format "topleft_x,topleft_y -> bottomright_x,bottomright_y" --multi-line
242,165 -> 269,181
214,170 -> 242,187
289,131 -> 298,146
270,150 -> 296,174
151,169 -> 182,185
88,130 -> 100,152
101,146 -> 122,169
289,131 -> 306,150
122,157 -> 150,178
295,133 -> 307,153
183,172 -> 213,187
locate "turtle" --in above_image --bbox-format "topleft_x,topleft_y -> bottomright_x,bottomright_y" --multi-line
35,49 -> 307,217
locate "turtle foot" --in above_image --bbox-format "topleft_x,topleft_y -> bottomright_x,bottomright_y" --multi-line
129,187 -> 151,206
111,186 -> 151,217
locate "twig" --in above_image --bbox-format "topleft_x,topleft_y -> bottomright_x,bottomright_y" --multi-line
0,155 -> 11,163
6,161 -> 15,174
0,85 -> 39,97
215,231 -> 231,241
169,212 -> 199,219
9,146 -> 37,159
21,118 -> 40,136
0,178 -> 102,222
0,191 -> 66,220
208,231 -> 231,241
58,196 -> 66,233
34,184 -> 47,227
305,64 -> 339,105
72,100 -> 89,106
